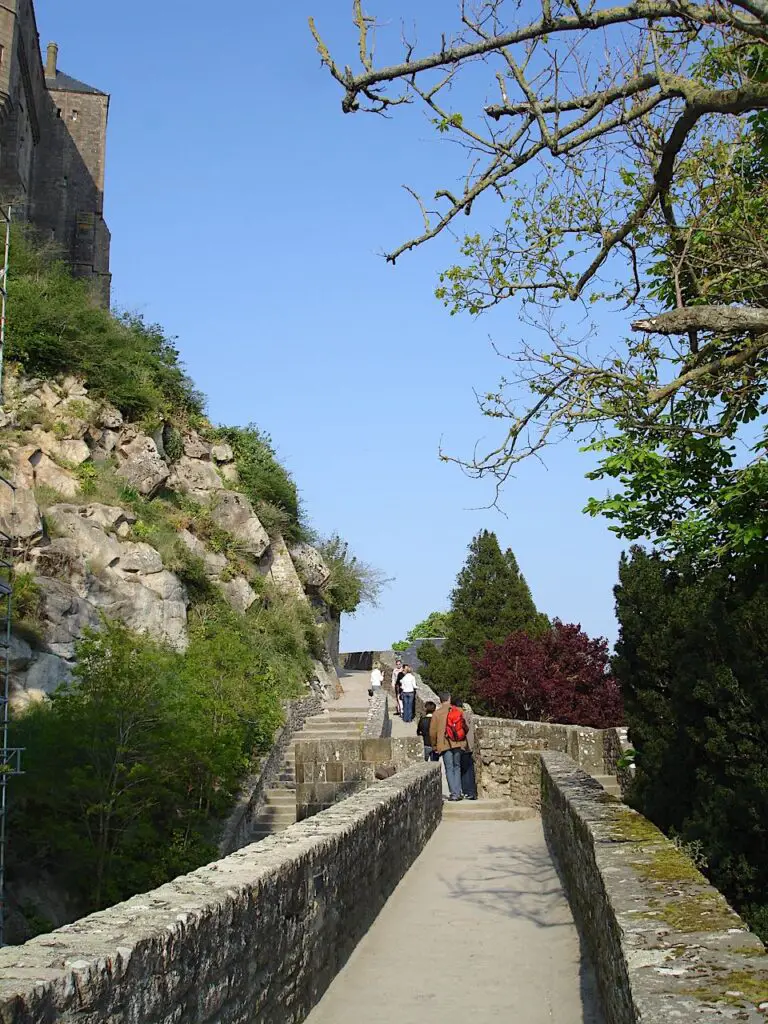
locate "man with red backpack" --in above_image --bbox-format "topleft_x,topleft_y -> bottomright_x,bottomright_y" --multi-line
429,692 -> 469,801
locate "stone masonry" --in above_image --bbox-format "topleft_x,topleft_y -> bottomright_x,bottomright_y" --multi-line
0,3 -> 110,301
0,763 -> 443,1024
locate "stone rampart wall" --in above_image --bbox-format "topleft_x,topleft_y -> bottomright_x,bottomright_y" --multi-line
0,763 -> 442,1024
541,751 -> 768,1022
219,693 -> 323,855
475,716 -> 623,801
295,736 -> 423,820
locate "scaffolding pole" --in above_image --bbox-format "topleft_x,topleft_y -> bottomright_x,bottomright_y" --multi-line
0,475 -> 22,947
0,205 -> 11,408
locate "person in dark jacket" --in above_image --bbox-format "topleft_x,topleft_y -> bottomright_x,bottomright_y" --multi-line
416,700 -> 438,761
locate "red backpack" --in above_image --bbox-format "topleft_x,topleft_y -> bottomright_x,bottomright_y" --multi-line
445,706 -> 467,743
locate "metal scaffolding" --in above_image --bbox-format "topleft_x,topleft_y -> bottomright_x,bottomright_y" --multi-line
0,205 -> 10,407
0,475 -> 22,947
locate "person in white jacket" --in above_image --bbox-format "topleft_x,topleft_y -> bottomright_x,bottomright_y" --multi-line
391,658 -> 404,715
369,665 -> 384,696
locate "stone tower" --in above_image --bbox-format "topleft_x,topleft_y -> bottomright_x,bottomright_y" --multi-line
0,1 -> 111,304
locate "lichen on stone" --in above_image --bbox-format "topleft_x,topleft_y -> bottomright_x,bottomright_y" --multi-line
683,969 -> 768,1009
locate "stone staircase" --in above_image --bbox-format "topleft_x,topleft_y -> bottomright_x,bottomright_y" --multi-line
248,707 -> 367,842
442,797 -> 538,822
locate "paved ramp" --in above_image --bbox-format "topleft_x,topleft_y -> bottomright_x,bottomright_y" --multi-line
306,815 -> 604,1023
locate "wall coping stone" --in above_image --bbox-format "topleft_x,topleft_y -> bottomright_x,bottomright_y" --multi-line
362,688 -> 391,738
541,751 -> 767,1023
0,762 -> 442,1024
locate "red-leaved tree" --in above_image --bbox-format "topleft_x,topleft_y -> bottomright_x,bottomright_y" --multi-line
473,620 -> 623,728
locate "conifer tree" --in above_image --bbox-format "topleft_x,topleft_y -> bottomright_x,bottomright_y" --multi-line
420,530 -> 544,701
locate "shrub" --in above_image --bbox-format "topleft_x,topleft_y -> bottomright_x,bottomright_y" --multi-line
6,228 -> 205,419
209,425 -> 305,542
318,534 -> 387,615
473,620 -> 623,727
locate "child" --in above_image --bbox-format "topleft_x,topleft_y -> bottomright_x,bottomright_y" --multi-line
416,700 -> 438,761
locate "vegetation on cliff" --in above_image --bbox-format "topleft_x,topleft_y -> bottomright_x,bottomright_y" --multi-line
2,228 -> 378,939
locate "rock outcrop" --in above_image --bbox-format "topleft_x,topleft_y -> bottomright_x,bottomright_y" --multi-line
0,372 -> 340,710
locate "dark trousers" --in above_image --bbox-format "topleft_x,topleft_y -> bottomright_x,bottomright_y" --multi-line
460,750 -> 477,798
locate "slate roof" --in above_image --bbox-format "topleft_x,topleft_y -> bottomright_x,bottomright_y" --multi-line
46,70 -> 106,96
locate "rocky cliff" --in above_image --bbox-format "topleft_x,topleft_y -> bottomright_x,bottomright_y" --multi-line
0,370 -> 341,709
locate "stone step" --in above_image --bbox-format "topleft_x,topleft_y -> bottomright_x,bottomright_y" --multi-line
252,813 -> 297,828
262,792 -> 296,806
442,800 -> 538,822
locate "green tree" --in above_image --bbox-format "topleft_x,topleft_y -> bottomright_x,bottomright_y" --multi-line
420,530 -> 544,702
614,547 -> 768,940
392,610 -> 451,651
313,5 -> 768,559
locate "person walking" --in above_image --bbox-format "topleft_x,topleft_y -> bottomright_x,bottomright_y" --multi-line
456,698 -> 478,799
391,658 -> 404,715
400,664 -> 417,723
429,692 -> 469,801
416,700 -> 438,760
369,664 -> 384,697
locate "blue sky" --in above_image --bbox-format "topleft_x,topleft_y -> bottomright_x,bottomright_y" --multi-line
38,0 -> 627,650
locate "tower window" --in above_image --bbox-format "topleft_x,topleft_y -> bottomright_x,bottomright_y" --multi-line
56,108 -> 61,118
71,109 -> 79,121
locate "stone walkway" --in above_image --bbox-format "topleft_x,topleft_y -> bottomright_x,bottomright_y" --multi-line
305,668 -> 604,1022
306,814 -> 604,1023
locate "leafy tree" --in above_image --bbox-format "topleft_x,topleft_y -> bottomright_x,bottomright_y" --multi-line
420,530 -> 544,701
313,4 -> 768,558
317,534 -> 389,615
614,547 -> 768,940
473,620 -> 622,728
392,610 -> 450,651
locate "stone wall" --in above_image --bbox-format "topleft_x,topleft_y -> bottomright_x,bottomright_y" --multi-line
362,688 -> 391,739
541,751 -> 768,1022
219,693 -> 323,856
475,716 -> 623,802
0,763 -> 442,1024
295,736 -> 422,820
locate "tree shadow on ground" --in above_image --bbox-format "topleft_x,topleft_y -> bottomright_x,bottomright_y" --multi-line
438,838 -> 606,1023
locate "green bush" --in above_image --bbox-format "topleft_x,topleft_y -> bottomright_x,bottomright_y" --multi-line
210,425 -> 305,542
8,596 -> 314,921
318,534 -> 387,615
6,229 -> 205,419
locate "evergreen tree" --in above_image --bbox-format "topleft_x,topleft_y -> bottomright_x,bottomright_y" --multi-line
420,530 -> 544,701
614,547 -> 768,940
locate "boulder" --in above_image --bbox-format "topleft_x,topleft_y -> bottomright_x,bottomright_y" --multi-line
30,452 -> 80,498
178,529 -> 228,578
310,659 -> 341,701
36,577 -> 101,660
0,483 -> 42,543
8,633 -> 33,673
45,505 -> 121,573
219,576 -> 257,614
96,403 -> 123,430
31,538 -> 87,581
167,456 -> 223,501
77,503 -> 136,532
183,433 -> 211,459
87,568 -> 188,651
264,534 -> 307,600
37,382 -> 62,411
210,442 -> 234,463
114,541 -> 163,576
290,542 -> 331,589
11,652 -> 73,710
61,376 -> 88,398
57,439 -> 91,466
219,463 -> 239,484
115,433 -> 169,496
209,492 -> 269,557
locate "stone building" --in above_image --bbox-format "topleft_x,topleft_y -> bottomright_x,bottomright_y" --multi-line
0,0 -> 110,304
